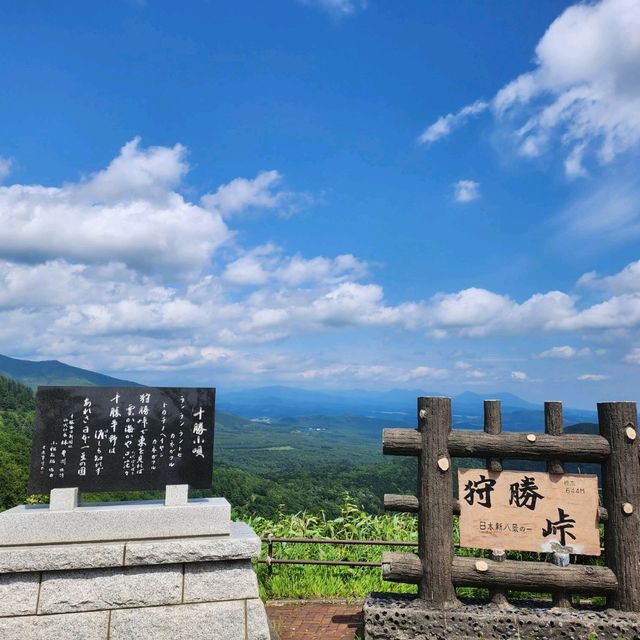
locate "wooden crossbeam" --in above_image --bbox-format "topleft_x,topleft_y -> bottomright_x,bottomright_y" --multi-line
383,428 -> 610,462
382,552 -> 618,595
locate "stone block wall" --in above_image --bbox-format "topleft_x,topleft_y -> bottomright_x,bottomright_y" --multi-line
0,522 -> 270,640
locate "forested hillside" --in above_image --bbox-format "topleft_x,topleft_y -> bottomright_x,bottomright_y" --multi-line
0,376 -> 35,510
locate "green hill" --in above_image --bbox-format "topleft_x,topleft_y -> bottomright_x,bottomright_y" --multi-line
0,354 -> 140,390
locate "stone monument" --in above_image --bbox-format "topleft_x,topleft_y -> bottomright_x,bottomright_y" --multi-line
0,386 -> 270,640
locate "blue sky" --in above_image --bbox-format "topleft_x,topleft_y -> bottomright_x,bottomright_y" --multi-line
1,0 -> 639,407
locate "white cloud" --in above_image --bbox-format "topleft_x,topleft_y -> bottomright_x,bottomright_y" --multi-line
221,245 -> 276,287
277,253 -> 368,286
0,140 -> 309,278
423,284 -> 640,337
6,139 -> 640,388
577,373 -> 608,381
0,138 -> 230,276
0,259 -> 163,309
300,362 -> 448,382
418,101 -> 488,144
578,259 -> 640,294
0,157 -> 12,182
296,0 -> 367,18
453,180 -> 480,203
427,288 -> 578,336
511,370 -> 528,381
221,244 -> 368,288
538,345 -> 591,359
465,369 -> 488,379
553,293 -> 640,331
564,143 -> 589,179
201,170 -> 286,218
77,137 -> 188,203
407,365 -> 449,380
422,0 -> 640,176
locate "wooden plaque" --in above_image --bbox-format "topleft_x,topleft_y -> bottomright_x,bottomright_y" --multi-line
458,468 -> 600,556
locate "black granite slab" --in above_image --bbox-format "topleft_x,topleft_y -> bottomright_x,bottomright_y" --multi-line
28,386 -> 215,493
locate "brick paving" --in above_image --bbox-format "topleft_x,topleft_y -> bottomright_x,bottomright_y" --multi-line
266,601 -> 363,640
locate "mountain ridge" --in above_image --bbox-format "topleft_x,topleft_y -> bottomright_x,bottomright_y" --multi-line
218,384 -> 596,426
0,353 -> 597,427
0,354 -> 140,390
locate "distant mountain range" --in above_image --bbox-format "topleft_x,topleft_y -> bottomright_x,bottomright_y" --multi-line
218,385 -> 597,430
0,354 -> 139,389
0,353 -> 597,429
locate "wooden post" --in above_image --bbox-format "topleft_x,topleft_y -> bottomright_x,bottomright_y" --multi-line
545,401 -> 572,609
484,400 -> 503,473
417,397 -> 458,606
598,402 -> 640,611
484,400 -> 508,607
267,533 -> 274,577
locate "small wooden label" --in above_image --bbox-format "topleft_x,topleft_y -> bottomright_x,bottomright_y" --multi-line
458,468 -> 600,556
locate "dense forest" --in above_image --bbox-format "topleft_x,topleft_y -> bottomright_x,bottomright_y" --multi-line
0,376 -> 34,511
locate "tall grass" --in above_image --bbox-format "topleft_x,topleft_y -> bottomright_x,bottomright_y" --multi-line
246,493 -> 418,600
245,493 -> 605,603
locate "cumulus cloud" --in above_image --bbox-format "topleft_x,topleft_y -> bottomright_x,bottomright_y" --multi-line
5,138 -> 640,388
201,170 -> 287,218
421,281 -> 640,337
0,138 -> 229,275
538,345 -> 591,359
511,371 -> 528,381
221,244 -> 368,288
421,0 -> 640,176
578,259 -> 640,294
77,137 -> 188,203
296,0 -> 367,18
453,180 -> 480,203
426,287 -> 579,336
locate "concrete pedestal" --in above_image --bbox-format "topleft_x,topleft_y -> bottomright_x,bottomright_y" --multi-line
0,495 -> 270,640
364,593 -> 640,640
0,495 -> 231,546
